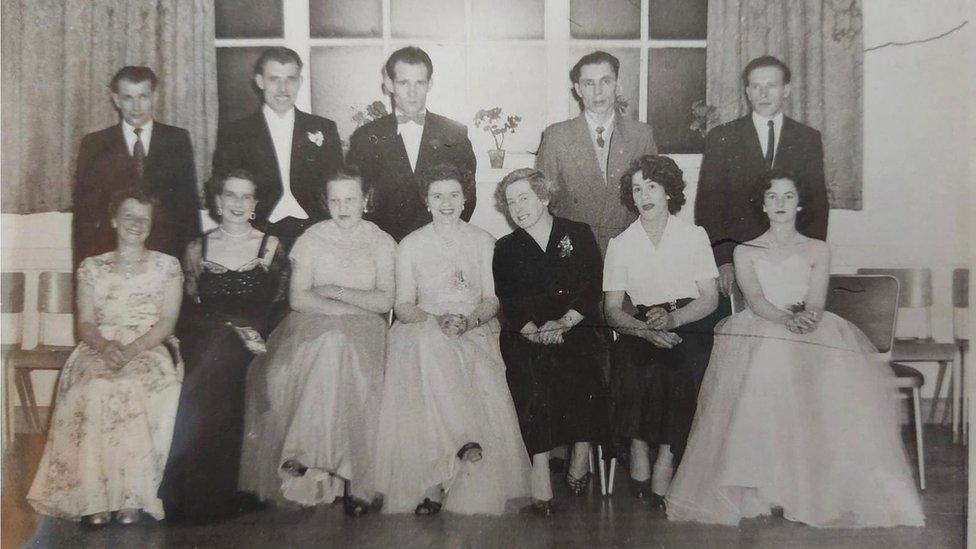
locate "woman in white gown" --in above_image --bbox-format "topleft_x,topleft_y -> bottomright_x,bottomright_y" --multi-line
373,164 -> 531,515
666,170 -> 924,528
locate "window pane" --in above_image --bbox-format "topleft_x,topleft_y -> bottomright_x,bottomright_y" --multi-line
647,48 -> 706,153
648,0 -> 707,40
215,0 -> 283,38
568,47 -> 640,121
391,0 -> 465,39
467,46 -> 546,157
309,46 -> 388,146
415,45 -> 467,122
310,0 -> 382,38
471,0 -> 544,40
570,0 -> 640,39
216,47 -> 264,123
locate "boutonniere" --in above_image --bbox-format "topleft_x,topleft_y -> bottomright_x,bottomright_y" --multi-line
307,130 -> 324,147
558,235 -> 574,258
429,138 -> 442,149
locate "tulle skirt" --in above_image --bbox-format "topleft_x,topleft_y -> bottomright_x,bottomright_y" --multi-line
666,310 -> 924,528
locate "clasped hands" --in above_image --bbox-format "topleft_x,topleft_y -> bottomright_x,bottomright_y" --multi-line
643,306 -> 682,349
784,309 -> 820,334
96,340 -> 142,370
437,313 -> 471,337
520,319 -> 571,345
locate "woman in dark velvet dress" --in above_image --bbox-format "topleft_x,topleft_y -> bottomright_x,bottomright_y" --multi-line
493,168 -> 609,515
159,170 -> 286,522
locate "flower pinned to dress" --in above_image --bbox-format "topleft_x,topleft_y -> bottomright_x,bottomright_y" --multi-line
558,235 -> 574,258
430,138 -> 442,149
787,301 -> 806,313
307,130 -> 324,147
450,267 -> 470,290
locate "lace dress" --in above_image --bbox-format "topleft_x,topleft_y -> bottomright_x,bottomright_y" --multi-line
28,252 -> 183,520
666,253 -> 925,528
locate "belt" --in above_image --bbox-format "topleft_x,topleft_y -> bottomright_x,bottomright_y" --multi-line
633,297 -> 694,321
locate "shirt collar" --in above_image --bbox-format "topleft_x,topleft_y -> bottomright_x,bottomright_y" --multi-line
262,104 -> 295,126
584,110 -> 615,134
122,119 -> 153,137
396,108 -> 427,128
751,110 -> 784,129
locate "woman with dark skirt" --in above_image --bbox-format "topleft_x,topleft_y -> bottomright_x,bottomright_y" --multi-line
493,168 -> 609,515
603,155 -> 720,508
159,169 -> 286,522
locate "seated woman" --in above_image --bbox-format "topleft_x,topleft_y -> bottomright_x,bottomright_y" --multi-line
28,187 -> 183,525
374,164 -> 531,515
666,170 -> 924,528
492,168 -> 609,515
159,170 -> 285,522
239,168 -> 394,517
603,155 -> 720,508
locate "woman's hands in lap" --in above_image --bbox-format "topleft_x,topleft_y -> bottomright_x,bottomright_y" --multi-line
437,313 -> 468,337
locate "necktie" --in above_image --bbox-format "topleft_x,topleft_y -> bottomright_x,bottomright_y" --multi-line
395,111 -> 426,126
133,127 -> 146,176
765,120 -> 775,168
596,126 -> 606,148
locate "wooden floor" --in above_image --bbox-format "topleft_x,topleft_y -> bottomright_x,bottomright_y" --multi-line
2,427 -> 967,548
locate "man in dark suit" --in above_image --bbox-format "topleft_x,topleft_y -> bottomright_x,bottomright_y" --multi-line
73,66 -> 200,268
695,55 -> 828,296
212,47 -> 343,245
347,46 -> 476,242
537,51 -> 657,255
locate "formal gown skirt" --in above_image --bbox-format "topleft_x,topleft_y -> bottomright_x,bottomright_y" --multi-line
158,308 -> 266,521
239,312 -> 386,506
28,343 -> 182,520
611,302 -> 719,461
666,310 -> 925,528
374,316 -> 531,515
501,327 -> 610,456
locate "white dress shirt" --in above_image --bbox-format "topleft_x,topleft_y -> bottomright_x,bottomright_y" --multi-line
263,105 -> 307,222
584,111 -> 615,183
751,111 -> 784,162
122,119 -> 153,156
396,109 -> 425,172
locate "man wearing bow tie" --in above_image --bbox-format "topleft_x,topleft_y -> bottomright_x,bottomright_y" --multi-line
72,66 -> 200,269
212,47 -> 343,246
536,51 -> 657,255
694,55 -> 828,298
347,46 -> 477,242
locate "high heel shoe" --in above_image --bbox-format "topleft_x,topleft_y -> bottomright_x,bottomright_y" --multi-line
85,512 -> 112,526
414,497 -> 442,516
520,499 -> 555,517
565,470 -> 591,497
115,508 -> 140,525
343,497 -> 370,517
628,477 -> 651,499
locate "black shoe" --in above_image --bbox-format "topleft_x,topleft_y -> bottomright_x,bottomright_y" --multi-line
628,477 -> 651,499
648,493 -> 666,511
343,497 -> 369,517
520,499 -> 554,517
770,506 -> 784,519
414,498 -> 442,516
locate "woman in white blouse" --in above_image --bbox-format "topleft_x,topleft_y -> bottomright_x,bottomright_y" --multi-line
603,155 -> 720,509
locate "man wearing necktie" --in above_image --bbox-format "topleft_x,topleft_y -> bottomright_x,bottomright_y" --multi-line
694,55 -> 829,299
347,46 -> 477,242
536,51 -> 657,255
72,66 -> 200,269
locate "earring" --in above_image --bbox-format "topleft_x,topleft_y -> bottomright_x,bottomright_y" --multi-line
797,206 -> 803,211
249,212 -> 256,220
217,207 -> 223,216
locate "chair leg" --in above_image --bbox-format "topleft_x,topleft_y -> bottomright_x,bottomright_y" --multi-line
912,387 -> 926,491
927,361 -> 948,424
13,370 -> 33,433
21,369 -> 42,433
950,356 -> 961,442
607,457 -> 617,496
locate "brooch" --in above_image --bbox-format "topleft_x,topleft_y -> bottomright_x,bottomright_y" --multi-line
558,235 -> 574,258
307,130 -> 324,147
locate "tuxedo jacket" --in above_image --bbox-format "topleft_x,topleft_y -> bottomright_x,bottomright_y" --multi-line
694,114 -> 828,266
212,109 -> 344,225
347,112 -> 477,242
72,122 -> 200,268
536,114 -> 657,255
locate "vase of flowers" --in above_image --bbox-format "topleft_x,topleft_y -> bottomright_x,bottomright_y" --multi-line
474,107 -> 521,169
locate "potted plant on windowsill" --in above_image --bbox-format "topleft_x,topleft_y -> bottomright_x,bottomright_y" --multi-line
474,107 -> 521,169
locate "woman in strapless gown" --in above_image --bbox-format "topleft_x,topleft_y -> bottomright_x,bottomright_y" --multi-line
666,171 -> 924,528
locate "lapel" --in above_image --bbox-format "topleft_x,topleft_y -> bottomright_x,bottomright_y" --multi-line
570,115 -> 607,196
738,115 -> 766,169
108,123 -> 140,177
414,114 -> 437,176
290,110 -> 308,179
774,116 -> 799,168
253,111 -> 282,181
143,122 -> 164,176
377,114 -> 414,178
606,116 -> 633,189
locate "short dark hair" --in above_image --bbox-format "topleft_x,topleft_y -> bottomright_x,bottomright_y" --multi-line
417,163 -> 475,203
494,168 -> 559,216
254,47 -> 303,75
110,66 -> 157,92
107,184 -> 160,223
385,46 -> 433,80
750,169 -> 810,227
570,51 -> 620,85
205,169 -> 258,221
741,55 -> 792,87
619,155 -> 687,215
320,165 -> 374,212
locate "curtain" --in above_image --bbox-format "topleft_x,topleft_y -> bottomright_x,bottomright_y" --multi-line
705,0 -> 864,210
1,0 -> 217,214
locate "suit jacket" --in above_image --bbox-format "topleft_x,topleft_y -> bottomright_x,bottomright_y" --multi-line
73,122 -> 200,268
536,114 -> 657,255
347,112 -> 477,242
212,108 -> 344,225
694,114 -> 828,266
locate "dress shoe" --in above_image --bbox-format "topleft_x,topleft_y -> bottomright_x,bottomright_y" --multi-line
648,493 -> 667,511
521,499 -> 554,517
85,512 -> 112,526
115,508 -> 140,525
628,477 -> 651,499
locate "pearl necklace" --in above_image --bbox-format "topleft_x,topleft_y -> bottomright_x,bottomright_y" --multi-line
115,250 -> 148,279
219,225 -> 252,238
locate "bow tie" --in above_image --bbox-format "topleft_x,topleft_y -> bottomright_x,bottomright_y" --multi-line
396,112 -> 426,126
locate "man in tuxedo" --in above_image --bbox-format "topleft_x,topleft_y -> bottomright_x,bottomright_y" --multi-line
73,66 -> 200,268
694,55 -> 828,297
212,47 -> 343,246
347,46 -> 476,242
536,51 -> 657,255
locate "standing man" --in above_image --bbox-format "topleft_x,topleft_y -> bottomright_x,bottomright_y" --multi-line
212,47 -> 343,246
695,55 -> 828,298
536,51 -> 657,254
347,46 -> 476,242
73,66 -> 200,268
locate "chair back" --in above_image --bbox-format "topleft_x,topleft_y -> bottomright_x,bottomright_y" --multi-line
37,272 -> 75,347
1,272 -> 26,347
857,268 -> 931,308
825,274 -> 900,355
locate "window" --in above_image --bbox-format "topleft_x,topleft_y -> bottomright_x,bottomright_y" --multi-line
215,0 -> 706,158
